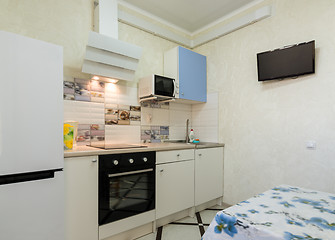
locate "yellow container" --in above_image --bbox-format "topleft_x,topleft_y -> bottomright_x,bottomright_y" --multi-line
64,123 -> 74,150
64,121 -> 78,146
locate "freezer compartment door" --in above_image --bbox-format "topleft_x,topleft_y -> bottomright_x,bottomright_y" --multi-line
0,30 -> 63,175
0,171 -> 64,240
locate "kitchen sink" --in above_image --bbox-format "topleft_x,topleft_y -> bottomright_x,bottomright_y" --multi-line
166,140 -> 187,143
166,140 -> 207,145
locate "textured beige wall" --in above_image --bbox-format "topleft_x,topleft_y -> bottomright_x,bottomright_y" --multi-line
0,0 -> 176,81
118,22 -> 177,82
0,0 -> 94,78
195,0 -> 335,204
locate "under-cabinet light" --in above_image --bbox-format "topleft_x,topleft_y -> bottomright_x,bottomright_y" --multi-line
91,75 -> 119,84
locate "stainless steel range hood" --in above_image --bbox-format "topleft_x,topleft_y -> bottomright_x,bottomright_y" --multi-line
82,0 -> 142,82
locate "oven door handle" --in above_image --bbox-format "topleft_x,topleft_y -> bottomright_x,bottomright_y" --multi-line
108,168 -> 154,178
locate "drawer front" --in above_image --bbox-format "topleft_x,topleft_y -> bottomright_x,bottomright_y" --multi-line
156,149 -> 194,164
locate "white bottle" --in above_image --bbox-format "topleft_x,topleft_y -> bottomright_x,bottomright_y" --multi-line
189,129 -> 195,143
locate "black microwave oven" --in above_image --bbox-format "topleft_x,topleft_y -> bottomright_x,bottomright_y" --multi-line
139,74 -> 178,101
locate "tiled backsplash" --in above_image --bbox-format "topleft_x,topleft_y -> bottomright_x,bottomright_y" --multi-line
191,93 -> 219,142
77,124 -> 105,146
63,78 -> 219,145
105,105 -> 141,125
140,101 -> 192,141
64,79 -> 104,102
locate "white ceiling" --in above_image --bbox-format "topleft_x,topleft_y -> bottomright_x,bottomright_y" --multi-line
120,0 -> 257,33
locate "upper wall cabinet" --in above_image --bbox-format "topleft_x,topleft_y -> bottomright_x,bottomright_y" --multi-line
164,46 -> 207,103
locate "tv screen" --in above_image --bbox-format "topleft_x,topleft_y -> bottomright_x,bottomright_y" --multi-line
257,40 -> 315,81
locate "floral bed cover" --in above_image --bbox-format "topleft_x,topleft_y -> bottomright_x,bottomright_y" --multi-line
202,185 -> 335,240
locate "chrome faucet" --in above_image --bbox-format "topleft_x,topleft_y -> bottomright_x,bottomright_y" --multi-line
186,119 -> 189,143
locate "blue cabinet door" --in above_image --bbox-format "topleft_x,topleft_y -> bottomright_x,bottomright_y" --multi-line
178,46 -> 207,102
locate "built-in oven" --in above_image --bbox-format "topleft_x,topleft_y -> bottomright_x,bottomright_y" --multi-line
98,151 -> 155,226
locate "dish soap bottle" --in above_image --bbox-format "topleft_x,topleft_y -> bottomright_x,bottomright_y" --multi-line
189,129 -> 195,143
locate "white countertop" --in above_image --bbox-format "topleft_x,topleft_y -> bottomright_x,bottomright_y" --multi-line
64,142 -> 224,158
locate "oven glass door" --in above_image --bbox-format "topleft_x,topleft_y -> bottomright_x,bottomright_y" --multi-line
99,168 -> 155,225
154,75 -> 175,97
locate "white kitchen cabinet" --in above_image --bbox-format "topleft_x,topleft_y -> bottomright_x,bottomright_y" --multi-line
65,156 -> 98,240
195,147 -> 224,206
156,150 -> 195,219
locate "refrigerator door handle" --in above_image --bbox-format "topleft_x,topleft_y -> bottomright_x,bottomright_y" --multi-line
0,168 -> 63,186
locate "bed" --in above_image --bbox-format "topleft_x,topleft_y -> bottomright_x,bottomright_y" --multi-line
202,185 -> 335,240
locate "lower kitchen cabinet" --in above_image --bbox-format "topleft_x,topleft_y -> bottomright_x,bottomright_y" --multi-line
195,147 -> 224,206
65,156 -> 98,240
156,151 -> 195,219
63,147 -> 223,240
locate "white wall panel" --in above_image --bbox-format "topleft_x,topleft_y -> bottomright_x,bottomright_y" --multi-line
105,125 -> 141,144
169,102 -> 192,111
170,110 -> 192,127
151,108 -> 170,126
169,126 -> 187,140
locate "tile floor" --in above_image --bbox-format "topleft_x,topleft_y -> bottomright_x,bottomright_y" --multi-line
136,204 -> 230,240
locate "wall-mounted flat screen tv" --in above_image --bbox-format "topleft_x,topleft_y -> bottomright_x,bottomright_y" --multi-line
257,40 -> 315,81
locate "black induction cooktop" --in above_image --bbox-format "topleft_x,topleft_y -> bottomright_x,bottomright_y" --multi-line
90,143 -> 148,150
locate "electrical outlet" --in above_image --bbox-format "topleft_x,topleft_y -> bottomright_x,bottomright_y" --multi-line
306,140 -> 316,149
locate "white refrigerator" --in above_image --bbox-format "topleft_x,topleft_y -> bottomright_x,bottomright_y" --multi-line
0,31 -> 64,240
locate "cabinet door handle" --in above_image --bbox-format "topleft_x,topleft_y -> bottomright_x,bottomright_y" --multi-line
92,159 -> 97,163
177,154 -> 180,157
198,153 -> 202,156
160,169 -> 164,173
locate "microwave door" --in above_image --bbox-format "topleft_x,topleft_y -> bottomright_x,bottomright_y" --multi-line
154,75 -> 175,97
